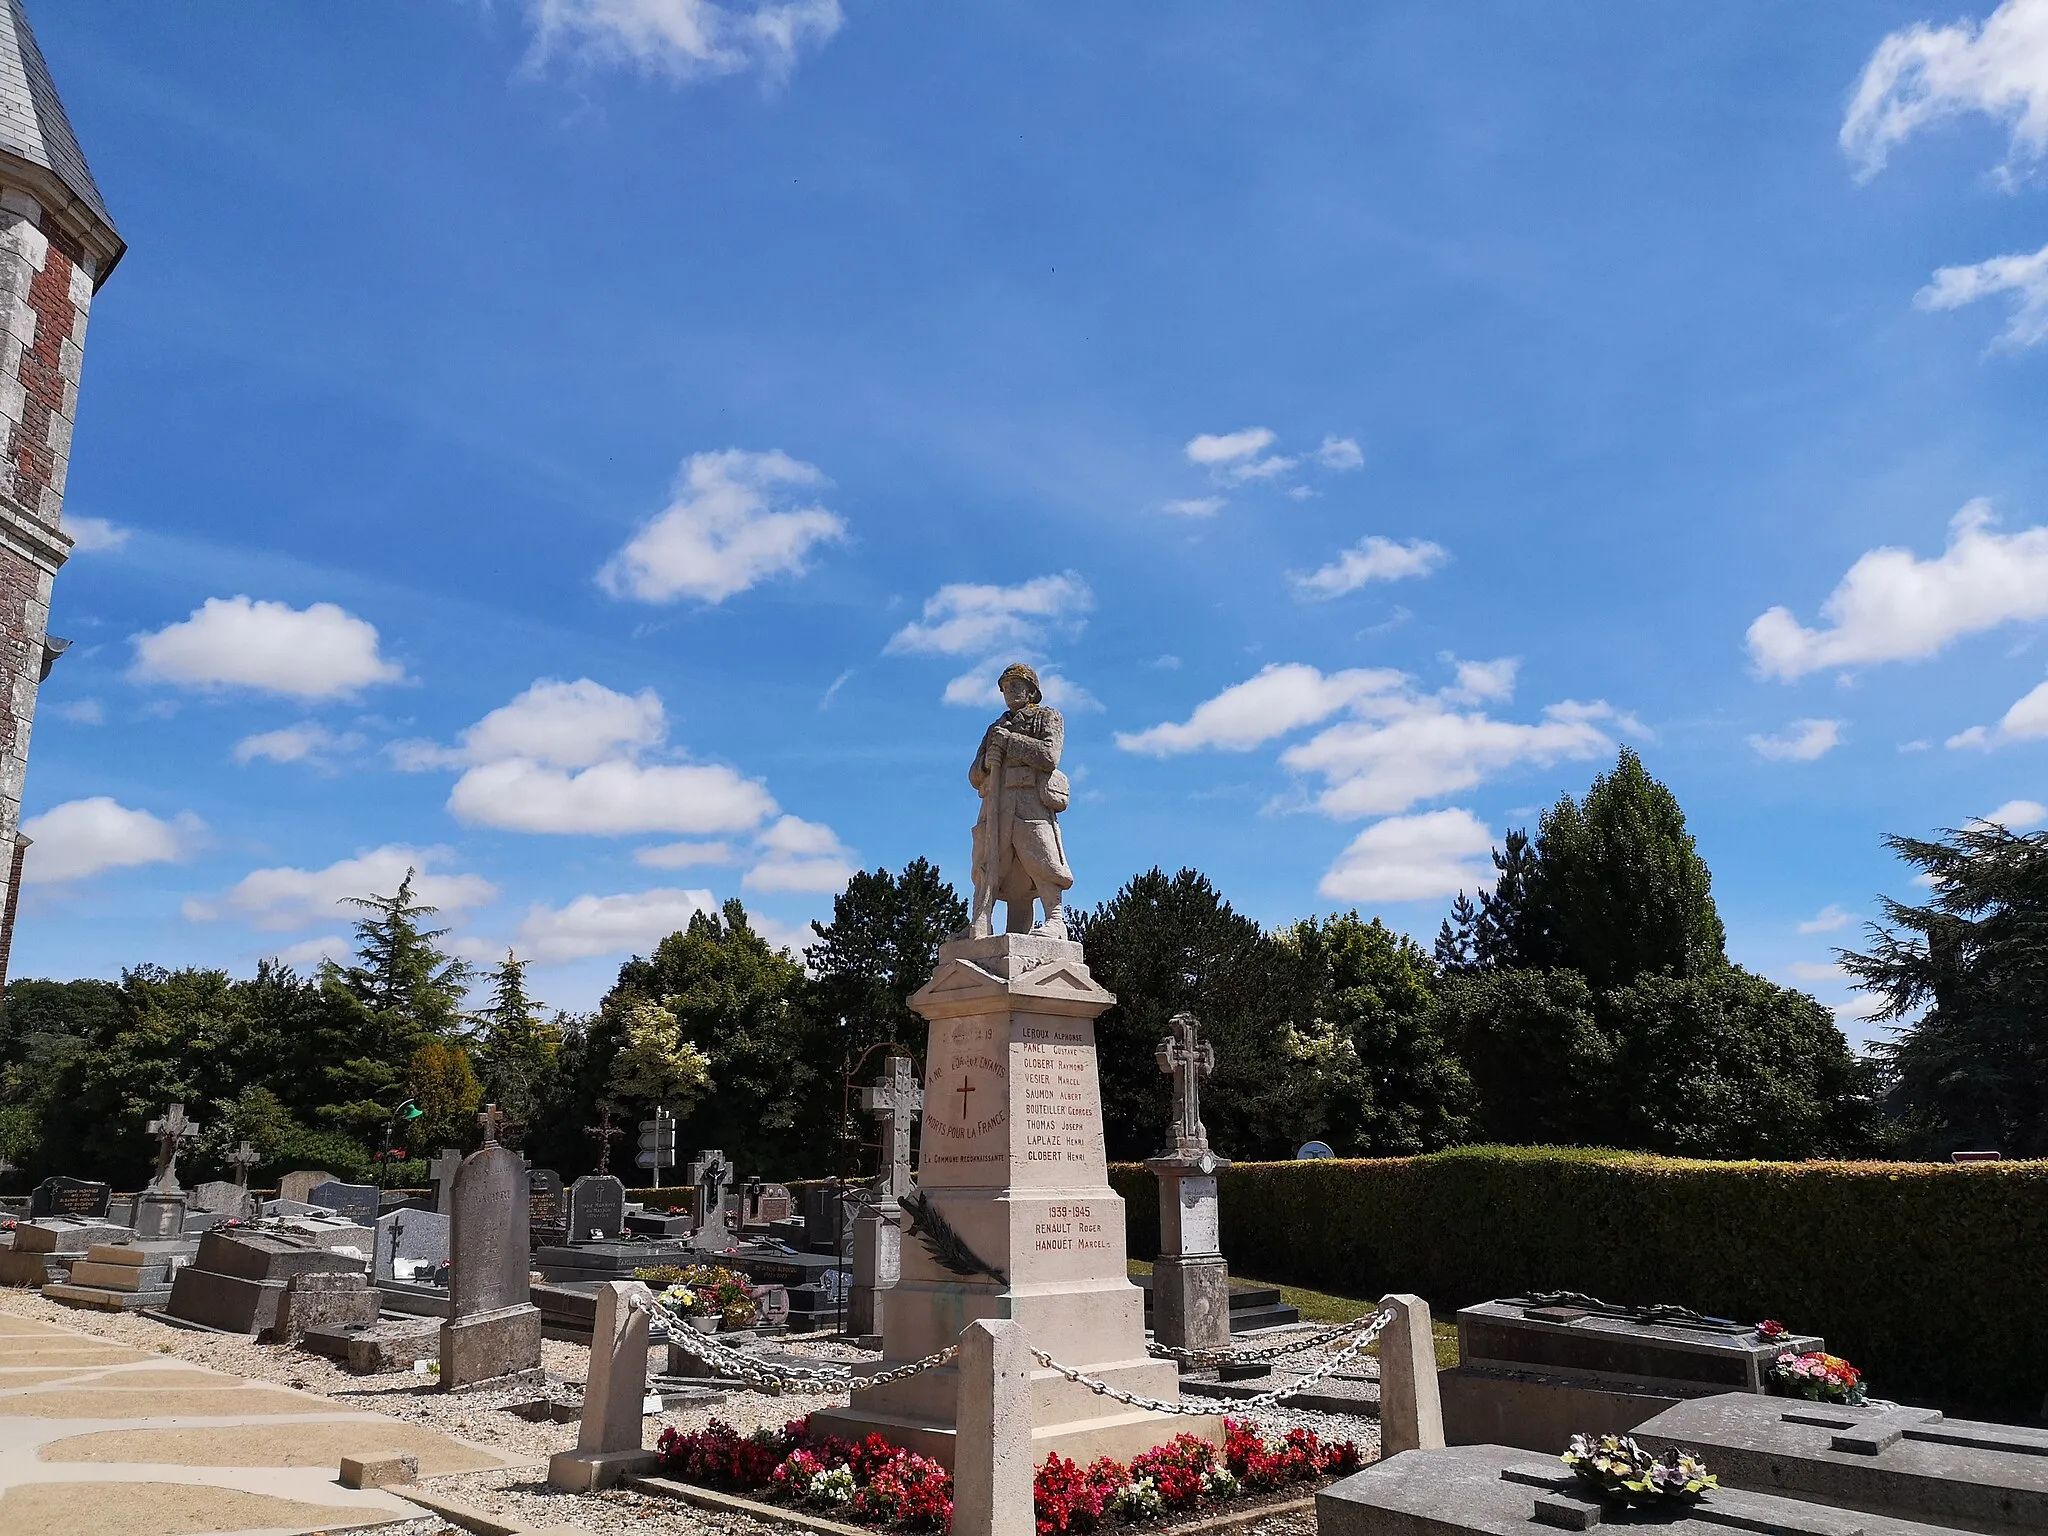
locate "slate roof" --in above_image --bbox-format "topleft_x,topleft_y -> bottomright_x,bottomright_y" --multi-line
0,0 -> 116,240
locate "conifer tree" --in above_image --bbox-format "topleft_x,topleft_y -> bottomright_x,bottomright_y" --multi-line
472,951 -> 561,1130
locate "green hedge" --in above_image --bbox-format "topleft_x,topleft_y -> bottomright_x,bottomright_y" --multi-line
1109,1148 -> 2048,1415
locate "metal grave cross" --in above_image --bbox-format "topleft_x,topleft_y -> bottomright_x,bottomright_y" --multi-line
146,1101 -> 202,1194
225,1140 -> 260,1187
584,1108 -> 623,1176
860,1052 -> 923,1200
1155,1012 -> 1217,1156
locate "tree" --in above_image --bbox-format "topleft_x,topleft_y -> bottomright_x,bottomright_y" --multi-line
472,951 -> 561,1131
1281,913 -> 1473,1155
1075,869 -> 1300,1161
1436,830 -> 1549,972
406,1040 -> 482,1156
605,999 -> 711,1115
1432,968 -> 1619,1145
598,900 -> 812,1174
1843,822 -> 2048,1156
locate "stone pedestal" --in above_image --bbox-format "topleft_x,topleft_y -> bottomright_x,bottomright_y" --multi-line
551,1281 -> 660,1491
440,1303 -> 544,1392
811,933 -> 1217,1468
1144,1151 -> 1230,1352
848,1206 -> 901,1346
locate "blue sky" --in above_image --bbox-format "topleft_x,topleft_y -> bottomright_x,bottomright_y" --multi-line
18,0 -> 2048,1039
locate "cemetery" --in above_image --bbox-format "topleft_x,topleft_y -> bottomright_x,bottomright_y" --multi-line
0,3 -> 2044,1536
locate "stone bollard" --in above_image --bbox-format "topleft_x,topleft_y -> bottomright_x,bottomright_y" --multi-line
1377,1293 -> 1445,1455
548,1281 -> 661,1492
952,1317 -> 1035,1536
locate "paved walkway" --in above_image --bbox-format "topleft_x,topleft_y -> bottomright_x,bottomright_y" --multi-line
0,1311 -> 518,1534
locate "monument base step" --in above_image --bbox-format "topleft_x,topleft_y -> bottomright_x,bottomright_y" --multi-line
42,1283 -> 171,1311
549,1447 -> 661,1493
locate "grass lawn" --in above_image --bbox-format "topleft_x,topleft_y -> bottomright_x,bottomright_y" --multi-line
1128,1258 -> 1460,1368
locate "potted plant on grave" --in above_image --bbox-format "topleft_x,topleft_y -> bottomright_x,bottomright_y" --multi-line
646,1263 -> 758,1332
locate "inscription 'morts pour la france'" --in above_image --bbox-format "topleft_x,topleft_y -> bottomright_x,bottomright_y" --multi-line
921,1018 -> 1009,1162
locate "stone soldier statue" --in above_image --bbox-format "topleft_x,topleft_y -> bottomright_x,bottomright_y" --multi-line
968,662 -> 1074,939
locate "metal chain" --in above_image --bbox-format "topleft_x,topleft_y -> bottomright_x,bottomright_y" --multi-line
1147,1309 -> 1385,1366
1035,1307 -> 1394,1416
657,1312 -> 960,1394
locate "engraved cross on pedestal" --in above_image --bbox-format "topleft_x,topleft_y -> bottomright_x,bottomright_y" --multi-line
584,1108 -> 622,1176
1155,1012 -> 1217,1157
146,1102 -> 202,1194
859,1052 -> 923,1201
225,1140 -> 260,1188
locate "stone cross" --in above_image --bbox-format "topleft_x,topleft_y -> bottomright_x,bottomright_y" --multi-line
477,1103 -> 507,1146
146,1102 -> 202,1194
225,1141 -> 260,1187
584,1108 -> 622,1177
687,1149 -> 734,1249
859,1052 -> 923,1201
1155,1012 -> 1216,1156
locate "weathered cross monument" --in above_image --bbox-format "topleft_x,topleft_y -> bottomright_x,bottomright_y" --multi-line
850,1050 -> 922,1342
813,663 -> 1218,1466
1147,1012 -> 1231,1350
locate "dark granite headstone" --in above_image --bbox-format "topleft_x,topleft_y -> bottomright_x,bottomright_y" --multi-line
307,1180 -> 380,1227
566,1174 -> 626,1242
373,1206 -> 449,1282
30,1176 -> 110,1219
528,1168 -> 564,1237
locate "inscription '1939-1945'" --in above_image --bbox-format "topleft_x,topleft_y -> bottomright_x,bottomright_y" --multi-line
1034,1202 -> 1113,1253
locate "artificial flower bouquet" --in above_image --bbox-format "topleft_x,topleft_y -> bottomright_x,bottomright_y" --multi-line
1562,1433 -> 1717,1505
1769,1349 -> 1867,1405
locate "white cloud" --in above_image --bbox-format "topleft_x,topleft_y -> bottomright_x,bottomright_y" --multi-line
1116,663 -> 1404,755
523,0 -> 843,86
448,758 -> 776,836
20,797 -> 200,885
1788,961 -> 1845,983
1918,240 -> 2048,349
428,678 -> 665,771
516,887 -> 718,964
598,448 -> 845,604
1121,659 -> 1617,818
1162,497 -> 1226,518
1314,436 -> 1364,471
1841,0 -> 2048,180
1282,698 -> 1616,818
131,596 -> 404,699
1292,536 -> 1448,600
1444,657 -> 1518,705
939,656 -> 1100,712
1797,904 -> 1852,935
1748,718 -> 1844,762
1319,808 -> 1494,903
1185,427 -> 1275,465
635,840 -> 735,868
1945,674 -> 2048,749
884,572 -> 1091,657
1747,502 -> 2048,678
747,910 -> 817,958
743,814 -> 857,893
233,723 -> 361,767
1983,797 -> 2048,829
54,699 -> 101,725
186,844 -> 496,932
65,516 -> 128,553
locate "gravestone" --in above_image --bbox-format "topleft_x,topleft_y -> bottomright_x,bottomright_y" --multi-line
1442,1298 -> 1825,1452
548,1280 -> 660,1491
166,1227 -> 362,1335
687,1150 -> 733,1252
1145,1011 -> 1231,1352
802,1183 -> 849,1254
0,1218 -> 130,1284
308,1180 -> 380,1227
191,1180 -> 252,1221
429,1148 -> 463,1215
810,928 -> 1212,1466
133,1192 -> 187,1239
440,1141 -> 543,1391
852,1053 -> 922,1340
742,1180 -> 793,1228
274,1270 -> 382,1343
374,1206 -> 450,1284
528,1167 -> 565,1242
29,1176 -> 110,1219
1317,1443 -> 1971,1536
567,1174 -> 627,1243
1637,1392 -> 2048,1534
278,1170 -> 339,1205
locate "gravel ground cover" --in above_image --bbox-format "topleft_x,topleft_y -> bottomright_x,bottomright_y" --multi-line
0,1291 -> 1376,1532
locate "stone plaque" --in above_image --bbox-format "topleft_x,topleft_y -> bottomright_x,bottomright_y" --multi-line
277,1170 -> 339,1205
30,1176 -> 110,1219
307,1181 -> 380,1227
451,1145 -> 531,1318
528,1168 -> 564,1235
133,1193 -> 187,1238
567,1174 -> 626,1242
374,1206 -> 450,1283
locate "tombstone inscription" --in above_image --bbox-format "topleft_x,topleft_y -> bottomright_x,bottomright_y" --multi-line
30,1176 -> 110,1219
528,1168 -> 565,1238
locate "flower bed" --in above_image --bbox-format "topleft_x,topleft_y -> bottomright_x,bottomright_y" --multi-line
654,1416 -> 1360,1534
638,1263 -> 759,1328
